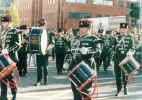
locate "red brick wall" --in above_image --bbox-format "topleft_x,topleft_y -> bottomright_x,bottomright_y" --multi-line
14,0 -> 131,29
42,0 -> 59,29
45,0 -> 130,30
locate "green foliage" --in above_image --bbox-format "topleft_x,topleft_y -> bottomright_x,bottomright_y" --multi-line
6,4 -> 21,27
130,3 -> 140,19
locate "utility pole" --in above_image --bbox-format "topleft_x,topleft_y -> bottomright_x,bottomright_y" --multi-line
57,0 -> 63,30
57,0 -> 60,30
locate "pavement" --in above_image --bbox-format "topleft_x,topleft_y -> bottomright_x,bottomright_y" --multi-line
3,58 -> 142,100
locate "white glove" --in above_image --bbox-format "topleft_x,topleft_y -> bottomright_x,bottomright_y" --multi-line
127,50 -> 134,57
2,49 -> 8,55
80,47 -> 88,55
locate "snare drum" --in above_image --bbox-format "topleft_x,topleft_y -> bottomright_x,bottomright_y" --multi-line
119,56 -> 140,75
0,54 -> 16,79
28,28 -> 48,55
67,61 -> 96,90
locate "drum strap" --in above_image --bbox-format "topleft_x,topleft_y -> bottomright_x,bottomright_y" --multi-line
79,76 -> 98,100
125,73 -> 135,84
116,37 -> 125,49
1,68 -> 20,88
90,56 -> 95,66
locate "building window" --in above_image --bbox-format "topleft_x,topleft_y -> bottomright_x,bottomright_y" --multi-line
118,1 -> 124,7
53,0 -> 55,4
69,12 -> 91,19
48,0 -> 55,5
93,0 -> 103,5
96,14 -> 102,17
93,0 -> 113,6
104,14 -> 110,17
48,0 -> 51,5
66,0 -> 88,4
103,0 -> 113,6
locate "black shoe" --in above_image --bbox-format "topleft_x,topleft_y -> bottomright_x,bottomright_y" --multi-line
22,73 -> 26,77
115,92 -> 120,96
43,80 -> 47,85
115,89 -> 121,96
34,82 -> 41,86
124,87 -> 128,95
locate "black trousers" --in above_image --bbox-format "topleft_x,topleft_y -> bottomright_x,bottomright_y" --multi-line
17,53 -> 27,76
101,52 -> 111,71
0,75 -> 17,100
55,53 -> 65,73
36,55 -> 48,83
94,56 -> 102,71
114,54 -> 127,92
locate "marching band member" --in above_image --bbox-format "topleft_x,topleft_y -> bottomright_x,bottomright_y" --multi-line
17,25 -> 28,77
95,29 -> 104,72
34,19 -> 48,86
0,14 -> 21,100
101,30 -> 115,72
68,20 -> 101,100
114,23 -> 134,96
55,29 -> 69,75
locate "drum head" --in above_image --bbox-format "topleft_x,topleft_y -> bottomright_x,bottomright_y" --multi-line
41,29 -> 48,55
28,28 -> 48,55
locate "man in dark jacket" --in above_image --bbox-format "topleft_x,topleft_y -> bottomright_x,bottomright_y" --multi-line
55,29 -> 69,75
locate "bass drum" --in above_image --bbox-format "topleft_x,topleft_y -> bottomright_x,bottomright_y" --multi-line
28,28 -> 48,55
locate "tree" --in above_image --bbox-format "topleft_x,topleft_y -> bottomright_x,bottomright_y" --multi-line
6,4 -> 21,27
130,2 -> 140,19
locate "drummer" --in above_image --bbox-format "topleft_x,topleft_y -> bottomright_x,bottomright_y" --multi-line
68,20 -> 101,100
34,18 -> 48,86
0,14 -> 20,100
113,23 -> 134,96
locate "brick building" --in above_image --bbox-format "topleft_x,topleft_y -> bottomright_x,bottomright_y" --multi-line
14,0 -> 134,29
14,0 -> 42,27
42,0 -> 132,30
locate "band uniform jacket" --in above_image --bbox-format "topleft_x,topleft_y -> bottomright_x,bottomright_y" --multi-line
114,34 -> 134,59
1,28 -> 21,62
69,34 -> 101,70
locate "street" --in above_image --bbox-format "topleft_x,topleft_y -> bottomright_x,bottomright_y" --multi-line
5,59 -> 142,100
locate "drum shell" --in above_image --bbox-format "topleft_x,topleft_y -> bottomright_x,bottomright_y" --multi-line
0,55 -> 10,68
68,61 -> 95,87
119,56 -> 140,74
